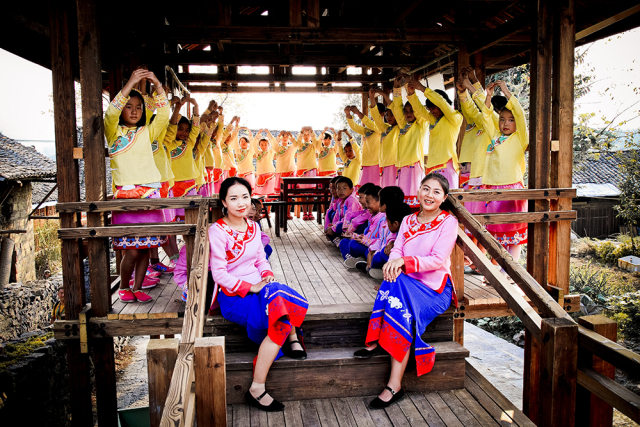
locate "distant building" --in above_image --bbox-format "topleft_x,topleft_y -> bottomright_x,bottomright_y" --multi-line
0,133 -> 57,283
572,151 -> 632,238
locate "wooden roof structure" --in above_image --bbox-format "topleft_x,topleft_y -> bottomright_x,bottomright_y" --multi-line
5,0 -> 640,93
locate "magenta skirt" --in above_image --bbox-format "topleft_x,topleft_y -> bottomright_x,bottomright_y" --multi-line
359,165 -> 380,186
174,187 -> 198,221
427,159 -> 459,190
485,182 -> 528,247
297,168 -> 317,189
255,173 -> 278,197
398,162 -> 425,207
112,188 -> 168,250
380,165 -> 398,188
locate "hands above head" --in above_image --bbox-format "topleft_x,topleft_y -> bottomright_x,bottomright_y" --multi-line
382,257 -> 405,282
406,74 -> 426,94
497,80 -> 511,98
394,73 -> 407,89
485,81 -> 498,97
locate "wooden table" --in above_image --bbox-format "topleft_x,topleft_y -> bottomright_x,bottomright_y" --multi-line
278,176 -> 332,234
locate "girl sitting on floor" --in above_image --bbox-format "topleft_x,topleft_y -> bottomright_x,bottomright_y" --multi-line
354,173 -> 458,409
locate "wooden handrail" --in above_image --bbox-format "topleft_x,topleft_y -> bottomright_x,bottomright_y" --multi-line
58,224 -> 196,239
449,187 -> 576,202
473,210 -> 576,225
161,200 -> 212,427
577,368 -> 640,423
56,196 -> 222,213
447,195 -> 640,374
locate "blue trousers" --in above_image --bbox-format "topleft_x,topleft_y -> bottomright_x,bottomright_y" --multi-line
340,239 -> 369,260
334,222 -> 343,235
264,244 -> 273,259
354,222 -> 368,235
370,251 -> 389,269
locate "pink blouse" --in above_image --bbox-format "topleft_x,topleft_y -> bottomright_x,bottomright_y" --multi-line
343,209 -> 371,234
359,212 -> 386,247
389,211 -> 458,293
370,221 -> 397,254
208,218 -> 274,299
331,194 -> 361,231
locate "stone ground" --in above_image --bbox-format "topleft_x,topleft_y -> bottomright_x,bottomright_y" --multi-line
116,323 -> 638,426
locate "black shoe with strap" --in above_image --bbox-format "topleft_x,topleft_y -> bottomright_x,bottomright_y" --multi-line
282,327 -> 307,360
245,390 -> 285,412
369,386 -> 406,409
353,345 -> 386,359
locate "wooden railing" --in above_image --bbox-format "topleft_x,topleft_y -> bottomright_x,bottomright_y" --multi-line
446,191 -> 640,426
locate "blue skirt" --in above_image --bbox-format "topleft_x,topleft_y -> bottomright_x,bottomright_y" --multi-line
218,282 -> 308,347
365,273 -> 452,376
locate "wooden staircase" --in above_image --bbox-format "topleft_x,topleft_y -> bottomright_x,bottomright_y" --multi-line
207,302 -> 468,405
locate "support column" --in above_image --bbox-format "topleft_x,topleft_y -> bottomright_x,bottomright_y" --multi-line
473,51 -> 486,88
49,0 -> 92,425
524,1 -> 553,423
550,0 -> 575,294
147,339 -> 180,427
195,337 -> 227,427
540,318 -> 578,427
76,1 -> 118,425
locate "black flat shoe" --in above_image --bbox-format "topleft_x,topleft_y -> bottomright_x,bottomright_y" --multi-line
355,261 -> 368,272
353,345 -> 386,359
245,390 -> 285,412
282,327 -> 307,360
369,387 -> 406,409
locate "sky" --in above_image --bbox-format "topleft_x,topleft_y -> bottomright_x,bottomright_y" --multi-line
0,27 -> 639,156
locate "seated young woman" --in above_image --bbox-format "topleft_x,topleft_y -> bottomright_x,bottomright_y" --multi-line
354,173 -> 458,409
209,177 -> 309,412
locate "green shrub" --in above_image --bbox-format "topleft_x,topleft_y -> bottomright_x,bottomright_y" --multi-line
570,261 -> 634,301
593,237 -> 640,265
468,317 -> 525,347
606,291 -> 640,342
34,221 -> 61,279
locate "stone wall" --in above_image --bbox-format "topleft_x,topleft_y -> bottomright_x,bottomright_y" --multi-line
0,181 -> 36,283
0,276 -> 61,342
0,333 -> 71,427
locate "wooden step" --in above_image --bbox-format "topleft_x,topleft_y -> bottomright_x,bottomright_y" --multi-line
225,341 -> 468,404
208,303 -> 455,352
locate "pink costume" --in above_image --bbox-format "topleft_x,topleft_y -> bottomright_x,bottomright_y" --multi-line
330,194 -> 361,232
359,212 -> 387,248
369,221 -> 397,255
343,209 -> 372,234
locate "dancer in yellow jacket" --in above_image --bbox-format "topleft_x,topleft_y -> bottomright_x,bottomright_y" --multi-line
371,89 -> 399,188
407,75 -> 463,191
337,129 -> 362,186
254,129 -> 278,198
232,127 -> 258,190
346,89 -> 381,186
104,69 -> 169,304
274,131 -> 298,219
317,127 -> 340,177
390,74 -> 429,207
220,116 -> 240,179
295,126 -> 320,220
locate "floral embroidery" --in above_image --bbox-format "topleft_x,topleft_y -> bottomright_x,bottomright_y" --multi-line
402,211 -> 451,240
379,290 -> 389,301
216,218 -> 257,263
465,123 -> 476,132
236,148 -> 250,163
487,134 -> 509,155
476,129 -> 484,138
109,127 -> 143,157
151,139 -> 160,154
380,124 -> 396,142
256,150 -> 270,161
297,141 -> 313,154
399,122 -> 413,136
388,296 -> 403,309
171,141 -> 188,160
318,146 -> 334,159
429,117 -> 441,131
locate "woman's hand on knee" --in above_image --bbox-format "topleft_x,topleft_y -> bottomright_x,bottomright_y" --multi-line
250,279 -> 268,294
383,258 -> 404,282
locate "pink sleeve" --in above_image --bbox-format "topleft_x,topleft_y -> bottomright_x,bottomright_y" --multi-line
368,229 -> 385,252
261,231 -> 270,246
402,216 -> 459,274
173,246 -> 188,288
389,218 -> 409,261
254,233 -> 274,278
208,225 -> 252,298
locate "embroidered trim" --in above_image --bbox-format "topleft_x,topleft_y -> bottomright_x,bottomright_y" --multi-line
155,92 -> 169,109
215,218 -> 257,264
112,92 -> 129,111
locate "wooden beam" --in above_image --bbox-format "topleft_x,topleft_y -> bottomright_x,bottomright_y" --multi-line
56,197 -> 216,213
178,73 -> 395,84
194,337 -> 227,427
540,318 -> 578,427
188,85 -> 366,94
148,338 -> 180,427
577,368 -> 640,424
468,14 -> 530,55
58,224 -> 196,239
449,187 -> 576,202
49,1 -> 92,425
289,0 -> 302,27
575,4 -> 640,41
473,210 -> 576,225
576,315 -> 617,427
307,0 -> 320,28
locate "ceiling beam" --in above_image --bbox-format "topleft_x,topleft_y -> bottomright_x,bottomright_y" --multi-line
188,85 -> 366,94
468,14 -> 531,55
575,3 -> 640,41
177,73 -> 392,83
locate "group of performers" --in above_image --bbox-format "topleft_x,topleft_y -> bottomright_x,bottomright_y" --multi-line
104,64 -> 530,411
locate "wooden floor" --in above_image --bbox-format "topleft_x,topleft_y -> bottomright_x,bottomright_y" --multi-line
106,215 -> 578,318
226,362 -> 534,427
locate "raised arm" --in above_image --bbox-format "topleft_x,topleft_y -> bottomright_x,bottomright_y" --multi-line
104,69 -> 148,143
346,106 -> 366,136
145,72 -> 170,141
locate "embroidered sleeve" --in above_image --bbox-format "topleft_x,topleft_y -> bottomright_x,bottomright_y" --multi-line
112,91 -> 129,111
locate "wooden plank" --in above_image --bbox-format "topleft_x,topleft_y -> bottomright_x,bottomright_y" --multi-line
56,197 -> 218,213
299,399 -> 322,427
424,392 -> 464,427
282,399 -> 303,427
184,207 -> 198,284
540,318 -> 578,427
345,397 -> 376,427
407,392 -> 447,427
453,389 -> 501,427
233,404 -> 250,427
148,338 -> 180,427
397,395 -> 428,426
577,368 -> 640,424
330,397 -> 358,427
59,224 -> 196,239
474,210 -> 576,225
449,188 -> 575,202
576,315 -> 617,427
438,390 -> 483,427
314,399 -> 339,427
465,362 -> 536,427
463,376 -> 519,427
194,337 -> 226,427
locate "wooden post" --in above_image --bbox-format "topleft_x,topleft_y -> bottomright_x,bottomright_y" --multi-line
451,244 -> 465,345
549,0 -> 575,295
576,315 -> 617,427
49,0 -> 93,425
307,0 -> 320,28
540,318 -> 578,427
148,338 -> 180,427
473,51 -> 486,88
455,44 -> 470,158
362,91 -> 369,117
289,0 -> 302,27
525,1 -> 553,422
195,337 -> 227,427
77,2 -> 118,424
185,205 -> 199,282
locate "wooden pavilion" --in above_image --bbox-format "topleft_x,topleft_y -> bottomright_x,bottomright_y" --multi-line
4,0 -> 640,425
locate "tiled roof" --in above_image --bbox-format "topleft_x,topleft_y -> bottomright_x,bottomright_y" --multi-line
31,182 -> 58,207
0,133 -> 57,180
573,151 -> 629,186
